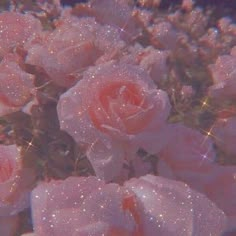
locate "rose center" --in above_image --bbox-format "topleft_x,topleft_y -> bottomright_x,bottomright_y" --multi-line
99,82 -> 142,112
89,81 -> 154,134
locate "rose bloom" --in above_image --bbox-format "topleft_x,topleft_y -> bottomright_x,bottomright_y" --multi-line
159,123 -> 216,171
57,62 -> 171,180
156,123 -> 236,231
0,11 -> 42,57
212,116 -> 236,156
120,45 -> 169,84
0,53 -> 35,116
82,0 -> 141,42
26,16 -> 125,87
0,145 -> 34,216
157,123 -> 216,193
204,165 -> 236,232
158,161 -> 236,232
31,175 -> 226,236
208,48 -> 236,100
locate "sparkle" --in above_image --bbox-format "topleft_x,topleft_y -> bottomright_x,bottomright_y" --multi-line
200,125 -> 221,145
25,138 -> 36,152
195,143 -> 214,166
200,97 -> 210,110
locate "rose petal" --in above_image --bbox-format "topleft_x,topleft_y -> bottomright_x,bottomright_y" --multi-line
212,116 -> 236,156
0,54 -> 34,116
125,175 -> 226,236
86,140 -> 124,181
89,0 -> 140,41
208,54 -> 236,100
0,145 -> 33,216
31,175 -> 226,236
0,12 -> 42,56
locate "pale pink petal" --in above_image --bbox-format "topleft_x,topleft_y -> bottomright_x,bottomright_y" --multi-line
208,54 -> 236,100
138,47 -> 169,83
0,144 -> 33,216
159,123 -> 216,169
89,0 -> 141,41
209,55 -> 236,84
132,117 -> 171,155
212,116 -> 236,156
204,165 -> 236,229
65,184 -> 135,233
149,22 -> 179,50
125,175 -> 226,236
26,16 -> 125,87
31,177 -> 135,236
31,176 -> 105,235
231,46 -> 236,56
0,12 -> 42,56
86,140 -> 124,181
158,159 -> 215,193
31,175 -> 226,236
0,54 -> 34,116
26,17 -> 100,87
158,155 -> 236,232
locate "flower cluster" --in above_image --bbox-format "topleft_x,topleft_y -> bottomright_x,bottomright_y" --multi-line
0,0 -> 235,235
31,175 -> 226,236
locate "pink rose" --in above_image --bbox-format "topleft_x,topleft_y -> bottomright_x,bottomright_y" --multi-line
204,166 -> 236,231
157,123 -> 216,193
212,116 -> 236,156
231,46 -> 236,56
26,17 -> 100,88
88,0 -> 141,42
159,123 -> 216,171
31,175 -> 226,236
0,53 -> 34,116
158,162 -> 236,232
138,47 -> 169,83
57,62 -> 171,180
149,22 -> 179,50
0,145 -> 34,216
120,45 -> 169,83
156,123 -> 236,231
208,49 -> 236,100
26,16 -> 125,87
0,12 -> 42,57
